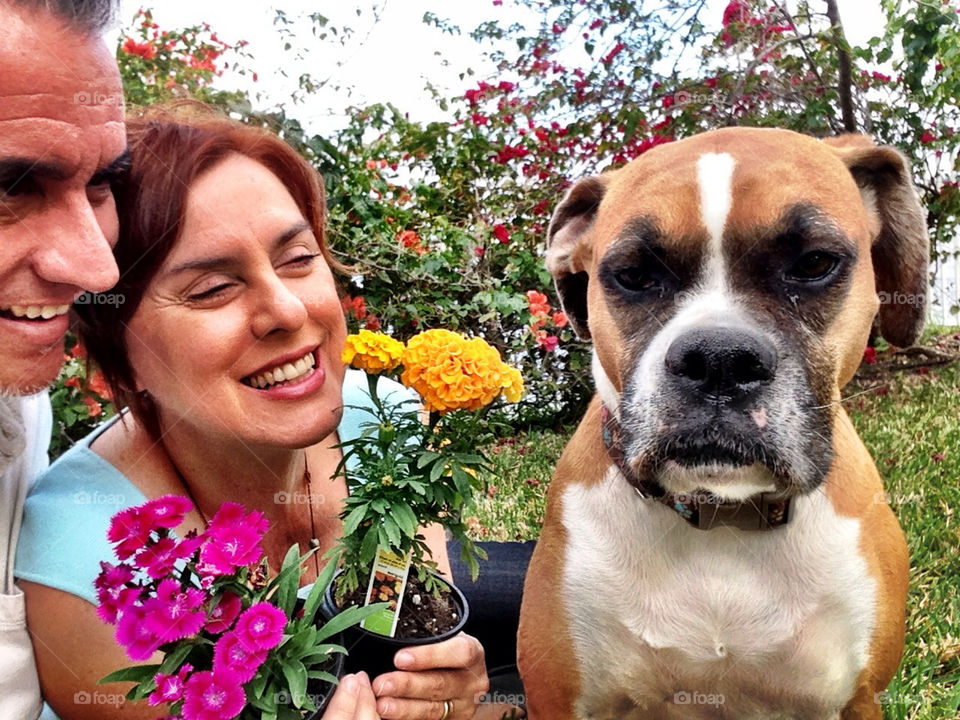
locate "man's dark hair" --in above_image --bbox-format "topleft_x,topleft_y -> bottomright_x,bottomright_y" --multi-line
7,0 -> 117,34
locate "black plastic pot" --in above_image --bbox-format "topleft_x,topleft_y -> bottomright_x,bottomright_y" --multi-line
319,570 -> 470,678
300,643 -> 345,719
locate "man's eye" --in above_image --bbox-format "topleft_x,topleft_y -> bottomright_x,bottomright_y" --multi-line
0,176 -> 40,199
785,252 -> 840,282
86,183 -> 113,206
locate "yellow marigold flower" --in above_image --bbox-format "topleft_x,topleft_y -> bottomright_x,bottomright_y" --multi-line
501,365 -> 524,403
342,330 -> 405,374
401,329 -> 510,413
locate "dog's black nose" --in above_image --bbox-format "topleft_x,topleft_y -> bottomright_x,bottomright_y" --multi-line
665,326 -> 777,402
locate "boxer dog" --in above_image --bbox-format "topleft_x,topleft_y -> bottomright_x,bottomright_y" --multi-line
517,127 -> 926,719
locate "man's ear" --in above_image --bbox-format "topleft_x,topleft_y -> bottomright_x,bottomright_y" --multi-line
545,175 -> 608,340
825,136 -> 929,347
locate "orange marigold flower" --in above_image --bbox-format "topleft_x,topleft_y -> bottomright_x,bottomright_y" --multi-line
501,365 -> 524,403
401,329 -> 517,414
342,331 -> 405,374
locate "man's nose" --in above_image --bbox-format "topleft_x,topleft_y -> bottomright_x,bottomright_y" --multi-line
33,191 -> 119,293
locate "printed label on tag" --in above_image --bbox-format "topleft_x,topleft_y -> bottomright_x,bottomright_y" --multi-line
361,546 -> 412,637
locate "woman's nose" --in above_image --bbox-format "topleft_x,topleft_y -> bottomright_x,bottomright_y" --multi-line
250,277 -> 308,339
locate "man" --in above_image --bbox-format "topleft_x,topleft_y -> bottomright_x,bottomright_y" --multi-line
0,1 -> 125,716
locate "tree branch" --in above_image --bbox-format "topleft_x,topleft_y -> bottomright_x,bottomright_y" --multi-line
824,0 -> 857,133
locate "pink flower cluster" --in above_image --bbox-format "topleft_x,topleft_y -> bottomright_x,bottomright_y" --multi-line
97,496 -> 286,720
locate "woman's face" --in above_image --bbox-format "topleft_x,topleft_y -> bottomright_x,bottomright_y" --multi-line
124,153 -> 347,450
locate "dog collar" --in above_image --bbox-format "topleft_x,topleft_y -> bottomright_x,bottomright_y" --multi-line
600,403 -> 792,531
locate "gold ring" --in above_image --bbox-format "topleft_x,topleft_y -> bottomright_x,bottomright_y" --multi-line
440,699 -> 452,720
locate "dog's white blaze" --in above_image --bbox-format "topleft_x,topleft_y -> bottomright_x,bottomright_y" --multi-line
697,152 -> 736,290
560,468 -> 876,719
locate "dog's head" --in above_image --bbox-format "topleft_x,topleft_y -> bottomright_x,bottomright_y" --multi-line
548,127 -> 928,499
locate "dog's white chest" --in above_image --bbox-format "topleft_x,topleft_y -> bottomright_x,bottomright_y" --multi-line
561,469 -> 876,720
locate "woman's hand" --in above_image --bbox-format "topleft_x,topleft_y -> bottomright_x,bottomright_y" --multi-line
371,633 -> 489,719
323,672 -> 382,719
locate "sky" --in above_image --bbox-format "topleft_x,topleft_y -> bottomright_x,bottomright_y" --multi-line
112,0 -> 889,135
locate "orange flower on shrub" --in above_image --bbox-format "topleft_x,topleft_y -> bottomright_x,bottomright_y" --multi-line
83,396 -> 103,418
526,289 -> 551,316
400,329 -> 521,413
397,229 -> 428,254
87,370 -> 112,400
342,330 -> 405,374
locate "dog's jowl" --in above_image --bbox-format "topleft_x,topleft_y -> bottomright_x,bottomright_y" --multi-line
517,127 -> 926,720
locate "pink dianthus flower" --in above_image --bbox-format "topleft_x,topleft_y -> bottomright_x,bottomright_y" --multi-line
205,592 -> 242,635
212,630 -> 268,682
149,663 -> 193,706
115,604 -> 163,661
234,602 -> 287,652
181,669 -> 246,720
143,579 -> 207,643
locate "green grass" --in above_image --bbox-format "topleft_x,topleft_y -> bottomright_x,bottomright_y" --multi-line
469,328 -> 960,719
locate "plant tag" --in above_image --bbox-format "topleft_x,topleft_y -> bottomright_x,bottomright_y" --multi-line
361,546 -> 412,637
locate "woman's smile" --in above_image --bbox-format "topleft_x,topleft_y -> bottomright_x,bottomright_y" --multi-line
241,346 -> 327,400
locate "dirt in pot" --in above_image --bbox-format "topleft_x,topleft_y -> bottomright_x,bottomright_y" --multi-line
339,574 -> 460,639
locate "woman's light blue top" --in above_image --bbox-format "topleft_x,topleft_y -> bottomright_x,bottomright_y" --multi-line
14,369 -> 412,605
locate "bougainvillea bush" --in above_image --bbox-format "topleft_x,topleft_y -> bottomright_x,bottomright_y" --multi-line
51,1 -> 959,453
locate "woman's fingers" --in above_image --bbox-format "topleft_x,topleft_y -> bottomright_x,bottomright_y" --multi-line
355,672 -> 383,720
376,696 -> 465,720
321,673 -> 360,719
323,673 -> 382,720
372,633 -> 489,719
391,633 -> 486,672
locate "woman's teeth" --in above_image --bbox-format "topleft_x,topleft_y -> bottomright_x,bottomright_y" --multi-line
246,351 -> 316,389
3,304 -> 71,320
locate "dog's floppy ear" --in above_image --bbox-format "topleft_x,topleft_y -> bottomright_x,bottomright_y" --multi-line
545,176 -> 608,340
824,135 -> 929,347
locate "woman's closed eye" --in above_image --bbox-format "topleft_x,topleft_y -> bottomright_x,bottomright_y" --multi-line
280,250 -> 320,268
186,278 -> 237,302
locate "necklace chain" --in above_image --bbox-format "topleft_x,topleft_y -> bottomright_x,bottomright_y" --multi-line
173,451 -> 322,578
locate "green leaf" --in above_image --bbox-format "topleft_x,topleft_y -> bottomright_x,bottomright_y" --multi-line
300,557 -> 339,628
341,503 -> 369,537
429,459 -> 447,483
274,544 -> 303,617
315,602 -> 390,638
301,643 -> 347,664
100,664 -> 162,685
307,670 -> 341,685
383,513 -> 402,548
157,642 -> 194,675
391,502 -> 418,537
282,661 -> 308,709
360,524 -> 379,564
416,451 -> 442,469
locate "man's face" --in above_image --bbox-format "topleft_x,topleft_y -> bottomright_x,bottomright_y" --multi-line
0,7 -> 125,394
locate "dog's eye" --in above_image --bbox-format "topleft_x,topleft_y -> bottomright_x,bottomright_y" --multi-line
614,267 -> 658,293
785,252 -> 839,282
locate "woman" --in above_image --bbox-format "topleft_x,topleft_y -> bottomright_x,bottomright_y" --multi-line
15,106 -> 491,720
